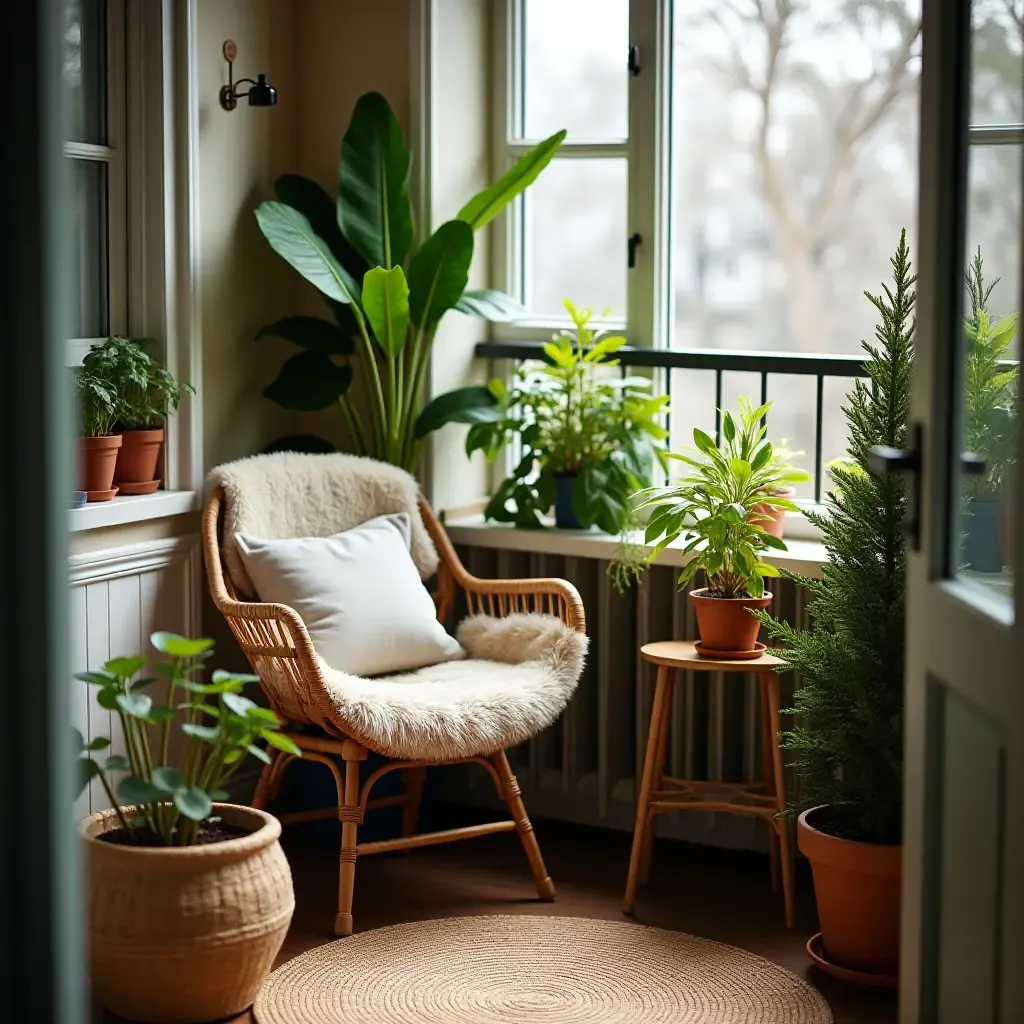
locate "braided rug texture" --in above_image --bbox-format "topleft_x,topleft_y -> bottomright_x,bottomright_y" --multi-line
254,915 -> 832,1023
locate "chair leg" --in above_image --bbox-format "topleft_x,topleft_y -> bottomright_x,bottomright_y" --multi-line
252,749 -> 294,810
491,749 -> 555,901
335,741 -> 367,937
401,766 -> 427,838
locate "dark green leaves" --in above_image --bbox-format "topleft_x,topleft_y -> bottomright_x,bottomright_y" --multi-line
174,788 -> 213,822
407,221 -> 474,331
414,385 -> 501,439
118,775 -> 165,805
257,317 -> 355,356
362,266 -> 410,358
116,693 -> 152,719
263,350 -> 353,411
338,92 -> 415,269
455,290 -> 530,321
457,130 -> 566,230
105,655 -> 146,677
255,202 -> 362,305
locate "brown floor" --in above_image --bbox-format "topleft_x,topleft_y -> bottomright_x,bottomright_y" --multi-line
103,810 -> 897,1023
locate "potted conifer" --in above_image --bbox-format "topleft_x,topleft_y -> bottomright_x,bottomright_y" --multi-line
756,232 -> 914,986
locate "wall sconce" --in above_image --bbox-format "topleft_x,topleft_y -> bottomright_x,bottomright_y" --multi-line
219,40 -> 277,111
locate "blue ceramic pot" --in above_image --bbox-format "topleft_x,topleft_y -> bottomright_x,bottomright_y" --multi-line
554,473 -> 582,529
962,498 -> 1004,573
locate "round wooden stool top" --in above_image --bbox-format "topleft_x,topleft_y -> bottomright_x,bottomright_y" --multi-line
640,640 -> 787,673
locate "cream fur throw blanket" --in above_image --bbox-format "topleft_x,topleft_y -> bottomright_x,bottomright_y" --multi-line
207,452 -> 438,595
312,613 -> 588,761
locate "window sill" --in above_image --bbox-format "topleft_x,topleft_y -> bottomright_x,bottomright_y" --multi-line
443,515 -> 828,578
68,490 -> 198,532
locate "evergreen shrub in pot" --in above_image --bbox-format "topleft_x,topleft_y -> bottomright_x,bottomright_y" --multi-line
756,232 -> 915,982
76,633 -> 300,1022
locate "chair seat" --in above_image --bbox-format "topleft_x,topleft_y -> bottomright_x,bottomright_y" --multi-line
317,613 -> 588,761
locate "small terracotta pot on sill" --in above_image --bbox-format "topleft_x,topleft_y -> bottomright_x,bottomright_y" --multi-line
114,426 -> 164,494
79,434 -> 122,501
798,807 -> 901,981
750,487 -> 795,539
689,588 -> 771,654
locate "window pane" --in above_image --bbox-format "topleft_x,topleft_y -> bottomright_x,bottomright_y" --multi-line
64,0 -> 106,144
523,157 -> 627,318
970,0 -> 1023,127
522,0 -> 628,140
69,159 -> 109,338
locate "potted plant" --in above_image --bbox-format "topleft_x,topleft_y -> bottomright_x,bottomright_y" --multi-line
756,232 -> 914,985
466,300 -> 669,531
962,249 -> 1018,572
76,632 -> 301,1022
82,336 -> 194,494
76,367 -> 122,501
254,90 -> 565,468
634,400 -> 796,655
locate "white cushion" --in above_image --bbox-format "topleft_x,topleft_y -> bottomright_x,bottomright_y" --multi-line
234,513 -> 465,677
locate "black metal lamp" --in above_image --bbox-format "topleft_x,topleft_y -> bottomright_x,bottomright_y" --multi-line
219,41 -> 277,111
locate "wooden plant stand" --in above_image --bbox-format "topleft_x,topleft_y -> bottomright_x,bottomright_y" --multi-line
623,641 -> 795,928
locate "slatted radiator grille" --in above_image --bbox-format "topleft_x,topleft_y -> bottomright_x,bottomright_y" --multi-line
441,544 -> 810,852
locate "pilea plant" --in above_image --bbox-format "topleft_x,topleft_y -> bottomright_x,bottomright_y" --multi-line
468,300 -> 669,532
75,632 -> 300,847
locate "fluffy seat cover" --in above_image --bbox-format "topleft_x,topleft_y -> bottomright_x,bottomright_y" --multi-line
316,613 -> 588,760
207,452 -> 439,596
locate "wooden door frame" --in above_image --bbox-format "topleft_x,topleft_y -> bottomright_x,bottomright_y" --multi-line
0,1 -> 84,1019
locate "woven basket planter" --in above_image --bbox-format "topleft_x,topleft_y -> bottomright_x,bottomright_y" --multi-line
81,803 -> 294,1023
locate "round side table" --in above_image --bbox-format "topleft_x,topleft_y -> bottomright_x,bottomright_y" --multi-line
622,640 -> 795,928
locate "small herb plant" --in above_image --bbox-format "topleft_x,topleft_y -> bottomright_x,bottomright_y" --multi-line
75,633 -> 299,847
82,337 -> 194,430
468,300 -> 669,533
634,401 -> 802,597
76,369 -> 120,437
963,250 -> 1018,502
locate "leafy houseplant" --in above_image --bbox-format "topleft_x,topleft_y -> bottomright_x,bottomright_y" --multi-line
255,90 -> 564,470
75,366 -> 122,501
962,249 -> 1019,571
82,336 -> 195,493
466,300 -> 669,532
77,632 -> 298,1021
634,401 -> 799,654
756,232 -> 915,980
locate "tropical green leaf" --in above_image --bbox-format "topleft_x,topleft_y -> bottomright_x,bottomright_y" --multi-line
455,290 -> 530,321
414,385 -> 501,439
104,655 -> 146,678
151,634 -> 214,657
337,91 -> 415,269
116,693 -> 152,719
211,670 -> 262,686
85,736 -> 111,751
263,351 -> 353,412
174,787 -> 213,822
362,266 -> 410,358
152,766 -> 188,795
407,220 -> 475,330
457,130 -> 566,230
262,730 -> 303,755
96,688 -> 120,711
117,775 -> 165,805
248,744 -> 273,764
255,201 -> 361,305
223,693 -> 258,717
692,428 -> 719,457
78,758 -> 101,795
74,670 -> 117,686
104,755 -> 131,772
181,723 -> 220,743
256,316 -> 355,356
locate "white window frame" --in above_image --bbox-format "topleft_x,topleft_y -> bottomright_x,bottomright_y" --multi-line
68,0 -> 203,521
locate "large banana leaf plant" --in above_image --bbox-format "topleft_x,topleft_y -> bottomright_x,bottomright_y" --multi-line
255,91 -> 565,470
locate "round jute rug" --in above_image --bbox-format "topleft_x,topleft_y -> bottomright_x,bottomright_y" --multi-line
254,915 -> 833,1023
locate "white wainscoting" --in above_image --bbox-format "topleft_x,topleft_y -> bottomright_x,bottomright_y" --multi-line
69,535 -> 201,819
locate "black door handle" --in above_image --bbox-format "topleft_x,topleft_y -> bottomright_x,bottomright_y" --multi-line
868,426 -> 923,550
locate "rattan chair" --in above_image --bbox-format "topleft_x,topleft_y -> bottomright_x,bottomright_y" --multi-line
203,479 -> 585,936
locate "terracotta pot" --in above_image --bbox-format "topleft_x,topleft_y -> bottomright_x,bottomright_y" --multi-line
751,487 -> 794,539
81,803 -> 294,1023
79,434 -> 122,501
114,427 -> 164,492
689,588 -> 771,653
798,806 -> 902,977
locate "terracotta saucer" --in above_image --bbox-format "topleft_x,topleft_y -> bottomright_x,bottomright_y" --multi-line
806,932 -> 898,989
694,641 -> 767,661
117,479 -> 161,495
86,487 -> 119,502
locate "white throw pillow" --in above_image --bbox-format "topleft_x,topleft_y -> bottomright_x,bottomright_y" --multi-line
234,513 -> 465,677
